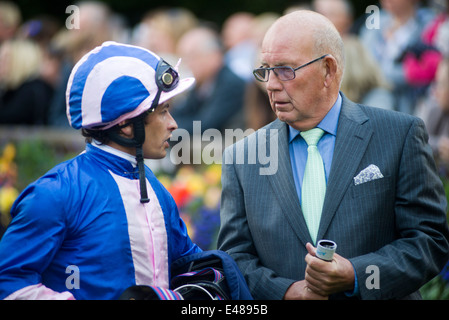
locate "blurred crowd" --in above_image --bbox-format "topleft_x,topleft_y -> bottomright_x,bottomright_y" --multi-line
1,0 -> 449,174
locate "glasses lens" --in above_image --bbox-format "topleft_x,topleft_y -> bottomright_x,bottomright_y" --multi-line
274,67 -> 295,81
253,68 -> 268,82
253,66 -> 296,82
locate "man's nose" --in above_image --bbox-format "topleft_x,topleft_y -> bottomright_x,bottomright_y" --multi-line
266,71 -> 283,91
168,111 -> 178,131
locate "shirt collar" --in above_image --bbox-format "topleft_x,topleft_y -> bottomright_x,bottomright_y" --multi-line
89,140 -> 137,166
288,93 -> 342,143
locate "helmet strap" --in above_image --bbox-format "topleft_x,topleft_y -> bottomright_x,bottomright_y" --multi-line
135,145 -> 150,203
106,112 -> 150,203
105,81 -> 164,204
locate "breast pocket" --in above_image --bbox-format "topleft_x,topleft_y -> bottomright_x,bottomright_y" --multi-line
350,176 -> 392,199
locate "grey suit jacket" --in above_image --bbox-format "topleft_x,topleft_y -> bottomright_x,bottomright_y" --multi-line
217,95 -> 449,300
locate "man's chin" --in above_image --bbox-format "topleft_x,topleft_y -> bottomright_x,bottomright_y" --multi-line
144,150 -> 166,160
276,112 -> 293,124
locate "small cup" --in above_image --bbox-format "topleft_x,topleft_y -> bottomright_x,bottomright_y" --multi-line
316,240 -> 337,262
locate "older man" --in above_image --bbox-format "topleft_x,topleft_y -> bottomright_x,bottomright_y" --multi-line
217,10 -> 449,300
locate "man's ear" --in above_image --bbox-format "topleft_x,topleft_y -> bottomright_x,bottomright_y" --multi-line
323,55 -> 338,88
118,121 -> 134,138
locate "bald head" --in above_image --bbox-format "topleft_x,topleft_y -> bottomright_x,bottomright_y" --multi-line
259,10 -> 344,130
263,10 -> 345,79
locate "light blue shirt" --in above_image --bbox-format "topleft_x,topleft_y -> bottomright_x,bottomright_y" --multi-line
288,93 -> 342,204
287,93 -> 359,297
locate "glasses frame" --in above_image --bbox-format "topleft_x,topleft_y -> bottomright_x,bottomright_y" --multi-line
253,54 -> 329,82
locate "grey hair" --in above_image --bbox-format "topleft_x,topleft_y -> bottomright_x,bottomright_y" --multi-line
272,10 -> 345,80
312,24 -> 345,77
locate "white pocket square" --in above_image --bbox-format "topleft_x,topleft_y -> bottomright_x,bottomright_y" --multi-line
354,164 -> 384,185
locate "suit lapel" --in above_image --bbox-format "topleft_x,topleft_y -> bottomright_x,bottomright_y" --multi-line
317,96 -> 373,241
265,97 -> 372,246
266,119 -> 314,246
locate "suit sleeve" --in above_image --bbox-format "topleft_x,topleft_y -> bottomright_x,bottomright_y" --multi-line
350,117 -> 449,299
217,145 -> 295,299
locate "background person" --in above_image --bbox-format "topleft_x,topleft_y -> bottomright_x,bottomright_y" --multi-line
359,0 -> 435,114
421,58 -> 449,175
340,35 -> 394,110
0,38 -> 53,125
171,26 -> 246,134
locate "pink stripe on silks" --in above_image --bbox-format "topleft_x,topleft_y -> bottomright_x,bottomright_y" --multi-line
4,284 -> 75,300
168,290 -> 184,300
109,171 -> 169,288
152,286 -> 183,300
153,286 -> 168,299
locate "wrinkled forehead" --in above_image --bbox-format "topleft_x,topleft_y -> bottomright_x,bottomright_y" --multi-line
260,26 -> 314,66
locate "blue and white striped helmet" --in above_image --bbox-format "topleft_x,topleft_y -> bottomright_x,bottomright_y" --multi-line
66,41 -> 195,130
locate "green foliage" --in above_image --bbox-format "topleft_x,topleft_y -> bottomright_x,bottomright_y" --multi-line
420,276 -> 449,300
14,140 -> 76,190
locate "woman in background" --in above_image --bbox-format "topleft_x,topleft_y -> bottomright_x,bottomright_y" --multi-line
0,38 -> 53,125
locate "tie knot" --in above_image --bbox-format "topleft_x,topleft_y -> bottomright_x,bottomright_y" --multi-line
300,128 -> 325,146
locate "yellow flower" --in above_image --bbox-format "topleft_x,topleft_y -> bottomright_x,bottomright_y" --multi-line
0,143 -> 17,176
2,143 -> 16,163
0,186 -> 18,226
204,164 -> 222,186
157,175 -> 172,190
186,173 -> 206,196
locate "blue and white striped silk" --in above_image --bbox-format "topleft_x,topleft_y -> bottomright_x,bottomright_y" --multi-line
300,128 -> 326,245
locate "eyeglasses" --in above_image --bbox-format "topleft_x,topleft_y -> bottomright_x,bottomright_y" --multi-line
253,54 -> 329,82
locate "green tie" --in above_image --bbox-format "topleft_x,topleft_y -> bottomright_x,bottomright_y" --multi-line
300,128 -> 326,245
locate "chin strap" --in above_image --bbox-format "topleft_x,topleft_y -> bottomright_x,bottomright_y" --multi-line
135,145 -> 149,203
106,112 -> 150,203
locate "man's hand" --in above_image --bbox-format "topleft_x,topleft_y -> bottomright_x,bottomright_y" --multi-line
283,280 -> 328,300
304,242 -> 355,296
